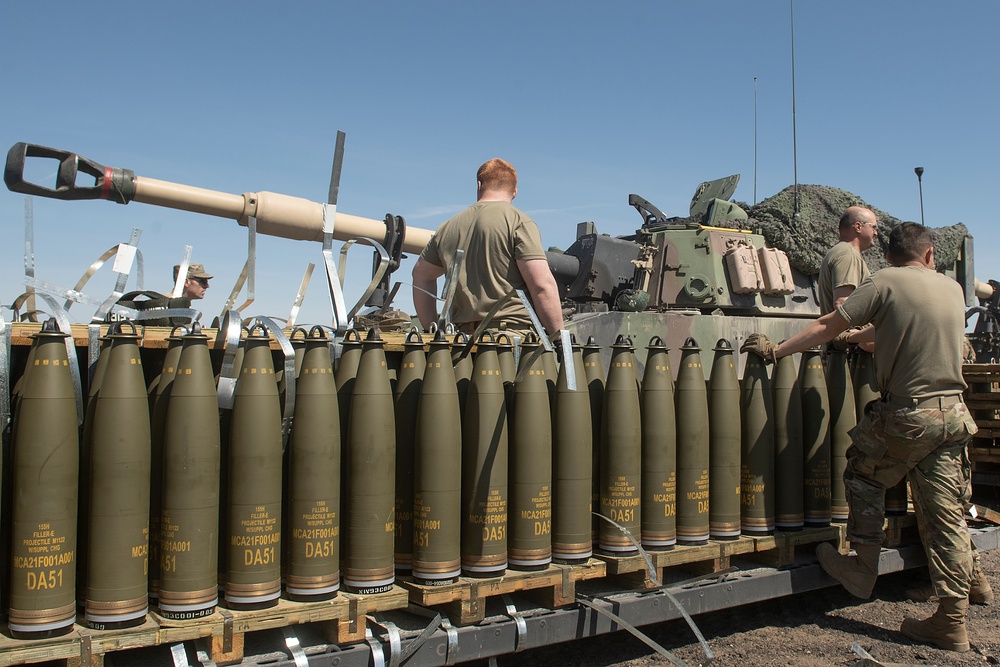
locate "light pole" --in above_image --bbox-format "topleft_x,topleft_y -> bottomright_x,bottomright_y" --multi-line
914,167 -> 925,225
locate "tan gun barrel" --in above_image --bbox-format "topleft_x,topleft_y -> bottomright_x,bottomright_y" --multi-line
4,142 -> 433,254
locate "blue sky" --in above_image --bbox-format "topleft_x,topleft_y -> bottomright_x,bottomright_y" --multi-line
3,2 -> 999,326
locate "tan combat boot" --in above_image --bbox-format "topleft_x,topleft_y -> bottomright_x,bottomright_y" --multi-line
816,542 -> 880,599
900,597 -> 970,652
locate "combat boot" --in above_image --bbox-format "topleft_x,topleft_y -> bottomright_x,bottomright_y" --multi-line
900,597 -> 970,652
816,542 -> 880,599
970,562 -> 994,605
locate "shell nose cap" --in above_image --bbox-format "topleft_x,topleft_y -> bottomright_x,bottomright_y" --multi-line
681,336 -> 700,351
713,338 -> 733,351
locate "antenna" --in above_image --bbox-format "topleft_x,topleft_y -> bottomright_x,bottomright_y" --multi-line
914,167 -> 925,225
753,77 -> 758,206
790,0 -> 799,219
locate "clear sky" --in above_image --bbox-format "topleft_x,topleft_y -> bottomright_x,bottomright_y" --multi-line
3,1 -> 999,326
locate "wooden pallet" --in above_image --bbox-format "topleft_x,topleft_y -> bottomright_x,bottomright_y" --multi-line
597,537 -> 758,589
743,525 -> 845,568
0,588 -> 409,667
398,559 -> 606,626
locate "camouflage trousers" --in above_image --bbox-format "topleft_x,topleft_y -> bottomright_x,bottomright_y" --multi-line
846,399 -> 977,599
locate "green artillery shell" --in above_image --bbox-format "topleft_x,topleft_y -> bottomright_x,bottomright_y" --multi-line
552,337 -> 593,564
799,348 -> 831,527
343,328 -> 396,593
217,331 -> 247,590
599,335 -> 642,554
452,332 -> 474,419
740,347 -> 775,536
826,350 -> 856,523
413,330 -> 462,585
159,325 -> 221,620
709,339 -> 741,540
509,336 -> 552,570
582,337 -> 605,545
773,354 -> 804,530
77,335 -> 110,605
85,322 -> 151,629
462,332 -> 509,576
394,330 -> 425,574
853,351 -> 905,514
226,326 -> 282,609
641,337 -> 677,550
148,329 -> 184,601
334,329 -> 362,558
9,319 -> 78,638
286,326 -> 340,601
675,337 -> 710,545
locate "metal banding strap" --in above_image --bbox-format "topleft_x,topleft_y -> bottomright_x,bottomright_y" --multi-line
23,195 -> 37,321
560,329 -> 577,391
501,595 -> 528,653
397,610 -> 443,663
575,598 -> 689,667
65,228 -> 145,313
286,263 -> 315,328
215,309 -> 244,411
281,626 -> 310,667
220,219 -> 257,319
251,316 -> 297,446
514,289 -> 552,352
593,512 -> 657,585
169,642 -> 190,667
367,617 -> 402,667
337,237 -> 391,325
438,248 -> 465,328
365,627 -> 387,667
194,639 -> 218,667
322,204 -> 350,332
219,610 -> 234,653
173,246 -> 193,299
439,616 -> 459,666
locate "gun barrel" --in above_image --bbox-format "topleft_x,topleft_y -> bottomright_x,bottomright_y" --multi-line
4,142 -> 433,254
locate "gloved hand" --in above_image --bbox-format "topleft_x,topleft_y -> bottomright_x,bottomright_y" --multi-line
741,333 -> 778,363
831,330 -> 853,351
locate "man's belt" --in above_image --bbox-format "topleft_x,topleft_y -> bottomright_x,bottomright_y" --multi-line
883,394 -> 964,410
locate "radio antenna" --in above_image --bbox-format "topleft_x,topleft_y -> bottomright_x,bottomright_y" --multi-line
790,0 -> 800,219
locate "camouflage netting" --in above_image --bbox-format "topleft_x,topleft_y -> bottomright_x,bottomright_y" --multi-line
706,185 -> 969,276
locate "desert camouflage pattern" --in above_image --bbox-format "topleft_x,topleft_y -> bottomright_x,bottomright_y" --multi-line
847,399 -> 978,599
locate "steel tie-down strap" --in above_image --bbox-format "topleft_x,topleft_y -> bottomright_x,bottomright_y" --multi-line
367,616 -> 402,667
501,594 -> 528,652
282,626 -> 310,667
575,598 -> 690,667
365,626 -> 387,667
215,309 -> 244,411
170,642 -> 190,667
397,610 -> 443,663
248,316 -> 297,446
194,639 -> 217,667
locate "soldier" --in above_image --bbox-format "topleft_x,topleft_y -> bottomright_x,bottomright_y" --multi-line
411,158 -> 564,336
817,205 -> 877,315
741,222 -> 979,652
172,263 -> 212,301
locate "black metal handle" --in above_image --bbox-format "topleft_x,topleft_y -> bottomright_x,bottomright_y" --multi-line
4,142 -> 137,203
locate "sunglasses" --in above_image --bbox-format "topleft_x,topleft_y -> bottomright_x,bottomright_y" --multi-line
192,277 -> 210,287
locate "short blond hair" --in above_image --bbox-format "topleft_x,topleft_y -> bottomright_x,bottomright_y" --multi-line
477,158 -> 517,194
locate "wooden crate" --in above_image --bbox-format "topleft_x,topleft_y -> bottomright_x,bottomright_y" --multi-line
0,588 -> 409,667
398,559 -> 606,626
598,537 -> 758,589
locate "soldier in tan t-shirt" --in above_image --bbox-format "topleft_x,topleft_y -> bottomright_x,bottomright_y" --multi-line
817,206 -> 878,315
740,222 -> 981,652
411,158 -> 564,335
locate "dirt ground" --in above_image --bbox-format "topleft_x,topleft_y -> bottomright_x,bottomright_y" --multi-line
477,492 -> 1000,667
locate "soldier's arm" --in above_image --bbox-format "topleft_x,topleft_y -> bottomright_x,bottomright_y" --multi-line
774,310 -> 851,359
832,285 -> 855,310
412,257 -> 445,330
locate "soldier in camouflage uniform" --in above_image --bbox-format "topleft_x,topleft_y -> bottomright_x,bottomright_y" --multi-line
742,222 -> 979,652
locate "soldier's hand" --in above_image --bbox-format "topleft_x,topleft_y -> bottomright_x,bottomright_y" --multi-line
741,333 -> 778,363
831,330 -> 853,351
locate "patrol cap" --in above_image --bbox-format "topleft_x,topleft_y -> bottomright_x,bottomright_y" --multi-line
175,263 -> 214,280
